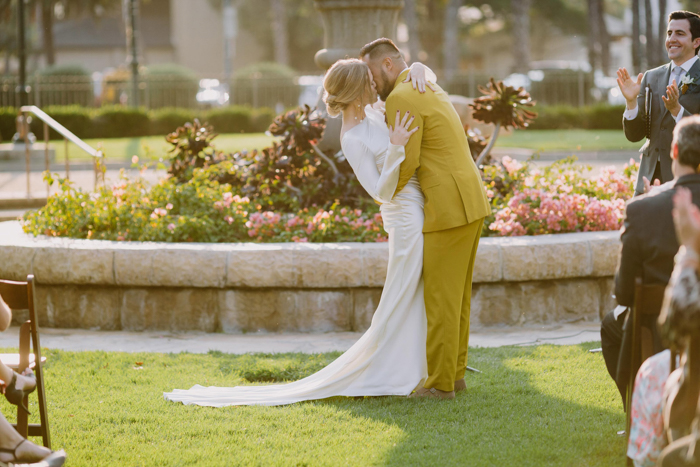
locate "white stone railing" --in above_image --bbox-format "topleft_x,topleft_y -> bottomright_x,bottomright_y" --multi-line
0,221 -> 621,331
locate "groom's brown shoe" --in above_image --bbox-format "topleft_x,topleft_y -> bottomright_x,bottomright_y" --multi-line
409,387 -> 455,400
454,378 -> 467,392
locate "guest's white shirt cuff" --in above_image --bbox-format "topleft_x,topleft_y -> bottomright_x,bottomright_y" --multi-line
624,104 -> 685,123
674,106 -> 686,124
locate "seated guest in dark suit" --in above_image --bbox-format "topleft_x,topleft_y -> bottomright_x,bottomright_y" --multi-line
601,115 -> 700,407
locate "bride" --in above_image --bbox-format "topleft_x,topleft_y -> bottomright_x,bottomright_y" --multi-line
164,59 -> 435,406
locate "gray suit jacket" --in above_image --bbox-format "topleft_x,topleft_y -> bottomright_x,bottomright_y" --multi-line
623,60 -> 700,195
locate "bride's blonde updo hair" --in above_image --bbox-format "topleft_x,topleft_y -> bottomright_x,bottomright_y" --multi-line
322,59 -> 373,117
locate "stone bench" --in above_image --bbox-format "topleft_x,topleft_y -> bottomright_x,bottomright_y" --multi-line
0,221 -> 620,333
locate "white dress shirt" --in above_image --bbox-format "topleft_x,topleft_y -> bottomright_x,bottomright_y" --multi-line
623,55 -> 699,124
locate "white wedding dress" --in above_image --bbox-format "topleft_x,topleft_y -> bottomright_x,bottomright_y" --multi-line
164,106 -> 427,406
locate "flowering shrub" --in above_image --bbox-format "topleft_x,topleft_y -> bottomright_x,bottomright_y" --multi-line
22,154 -> 637,242
163,106 -> 368,212
483,156 -> 637,236
22,169 -> 384,243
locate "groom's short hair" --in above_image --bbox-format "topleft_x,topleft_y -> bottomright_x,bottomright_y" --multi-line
360,38 -> 404,62
674,116 -> 700,171
668,10 -> 700,54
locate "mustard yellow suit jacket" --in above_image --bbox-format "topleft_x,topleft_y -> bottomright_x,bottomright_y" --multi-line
385,69 -> 491,233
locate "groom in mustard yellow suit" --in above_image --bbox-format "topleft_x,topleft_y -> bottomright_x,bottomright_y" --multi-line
361,39 -> 492,399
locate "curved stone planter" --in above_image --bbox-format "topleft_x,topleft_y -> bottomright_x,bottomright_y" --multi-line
0,221 -> 620,333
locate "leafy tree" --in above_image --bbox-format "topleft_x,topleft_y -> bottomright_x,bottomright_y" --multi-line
413,0 -> 587,72
209,0 -> 322,72
512,0 -> 531,73
680,0 -> 700,10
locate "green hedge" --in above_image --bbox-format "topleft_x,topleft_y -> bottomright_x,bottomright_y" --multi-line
528,104 -> 626,130
206,106 -> 254,133
0,107 -> 17,143
0,105 -> 276,141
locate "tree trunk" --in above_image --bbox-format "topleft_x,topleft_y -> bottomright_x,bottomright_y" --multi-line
644,0 -> 655,68
659,0 -> 668,65
402,0 -> 421,63
632,0 -> 641,70
587,0 -> 600,71
511,0 -> 531,73
442,0 -> 460,81
270,0 -> 289,66
41,0 -> 55,66
597,0 -> 610,74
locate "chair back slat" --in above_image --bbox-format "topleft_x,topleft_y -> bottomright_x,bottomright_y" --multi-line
0,279 -> 29,310
633,280 -> 667,316
627,277 -> 669,451
0,280 -> 29,310
0,275 -> 50,448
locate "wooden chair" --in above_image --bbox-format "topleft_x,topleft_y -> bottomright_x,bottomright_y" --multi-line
0,275 -> 51,449
625,278 -> 667,464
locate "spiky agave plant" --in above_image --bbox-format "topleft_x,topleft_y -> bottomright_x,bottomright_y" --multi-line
470,78 -> 537,166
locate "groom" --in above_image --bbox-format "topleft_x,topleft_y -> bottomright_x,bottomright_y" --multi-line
361,38 -> 492,399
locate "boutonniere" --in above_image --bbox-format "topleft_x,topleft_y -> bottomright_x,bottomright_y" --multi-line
681,74 -> 696,94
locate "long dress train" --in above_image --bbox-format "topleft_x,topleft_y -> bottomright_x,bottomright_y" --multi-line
164,106 -> 427,406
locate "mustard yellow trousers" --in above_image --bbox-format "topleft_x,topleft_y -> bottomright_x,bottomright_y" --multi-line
423,217 -> 484,392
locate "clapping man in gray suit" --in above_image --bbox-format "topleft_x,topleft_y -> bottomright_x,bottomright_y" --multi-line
618,10 -> 700,196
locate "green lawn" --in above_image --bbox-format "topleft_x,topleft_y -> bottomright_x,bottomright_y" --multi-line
14,342 -> 625,466
496,129 -> 640,152
50,129 -> 639,164
53,133 -> 278,163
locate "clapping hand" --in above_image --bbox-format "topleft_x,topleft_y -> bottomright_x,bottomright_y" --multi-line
662,80 -> 682,117
643,176 -> 661,194
616,67 -> 643,108
673,187 -> 700,253
388,110 -> 419,146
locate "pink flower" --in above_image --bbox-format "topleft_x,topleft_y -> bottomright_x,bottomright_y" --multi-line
167,223 -> 175,231
166,203 -> 173,210
150,208 -> 167,219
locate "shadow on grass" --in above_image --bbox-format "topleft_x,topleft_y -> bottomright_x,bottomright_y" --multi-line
202,342 -> 626,466
32,343 -> 626,466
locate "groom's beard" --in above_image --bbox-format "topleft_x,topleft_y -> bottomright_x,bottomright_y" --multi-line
377,70 -> 394,101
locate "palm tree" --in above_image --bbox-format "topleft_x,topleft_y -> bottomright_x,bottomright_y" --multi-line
644,0 -> 655,67
587,0 -> 600,71
41,0 -> 55,65
270,0 -> 289,66
38,0 -> 121,69
658,0 -> 667,66
442,0 -> 460,81
632,0 -> 641,70
511,0 -> 531,73
402,0 -> 421,63
597,0 -> 610,73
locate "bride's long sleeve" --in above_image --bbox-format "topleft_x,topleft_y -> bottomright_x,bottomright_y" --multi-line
341,136 -> 406,204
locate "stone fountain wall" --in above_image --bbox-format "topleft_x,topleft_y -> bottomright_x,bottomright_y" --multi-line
0,221 -> 619,333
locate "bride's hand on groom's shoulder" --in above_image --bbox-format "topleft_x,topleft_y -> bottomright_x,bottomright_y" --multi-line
404,63 -> 438,94
389,110 -> 419,146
